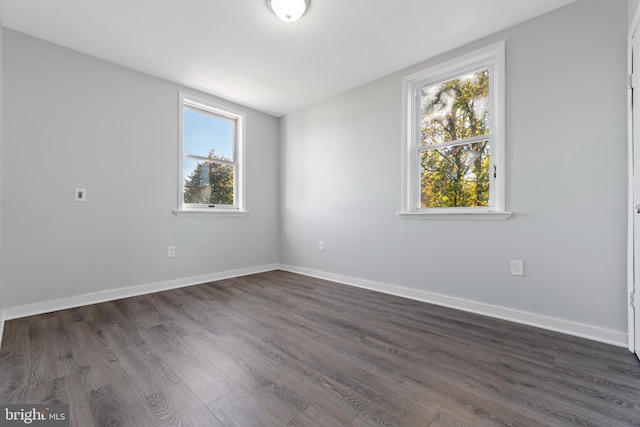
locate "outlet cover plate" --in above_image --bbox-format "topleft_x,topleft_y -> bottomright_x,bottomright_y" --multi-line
75,188 -> 86,202
510,260 -> 524,276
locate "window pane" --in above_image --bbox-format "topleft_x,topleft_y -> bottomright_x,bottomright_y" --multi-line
420,69 -> 489,146
183,158 -> 235,205
183,106 -> 235,161
420,141 -> 490,208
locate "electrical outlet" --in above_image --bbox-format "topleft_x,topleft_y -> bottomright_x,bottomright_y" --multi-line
510,260 -> 524,276
319,241 -> 325,252
168,246 -> 176,258
74,188 -> 86,202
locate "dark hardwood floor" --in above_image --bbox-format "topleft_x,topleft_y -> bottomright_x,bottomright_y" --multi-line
1,270 -> 639,426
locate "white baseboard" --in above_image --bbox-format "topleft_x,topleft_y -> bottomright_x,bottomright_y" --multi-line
2,264 -> 280,322
0,263 -> 628,349
279,264 -> 628,348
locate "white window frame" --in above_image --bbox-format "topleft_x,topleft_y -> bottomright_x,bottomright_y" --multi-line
175,92 -> 248,216
399,41 -> 511,220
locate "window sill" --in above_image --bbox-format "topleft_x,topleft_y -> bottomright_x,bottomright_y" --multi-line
397,211 -> 512,221
173,209 -> 250,217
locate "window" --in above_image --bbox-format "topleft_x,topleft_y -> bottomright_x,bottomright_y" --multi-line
400,42 -> 510,219
177,93 -> 246,215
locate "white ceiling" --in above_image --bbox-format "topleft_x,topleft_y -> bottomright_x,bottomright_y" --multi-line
0,0 -> 577,117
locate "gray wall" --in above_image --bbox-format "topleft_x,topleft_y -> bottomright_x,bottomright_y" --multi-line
1,30 -> 280,308
280,0 -> 629,334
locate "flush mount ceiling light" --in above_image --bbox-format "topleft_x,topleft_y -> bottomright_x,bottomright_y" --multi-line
268,0 -> 310,22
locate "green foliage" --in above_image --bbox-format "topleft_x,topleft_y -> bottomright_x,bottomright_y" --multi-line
184,150 -> 234,205
420,69 -> 491,208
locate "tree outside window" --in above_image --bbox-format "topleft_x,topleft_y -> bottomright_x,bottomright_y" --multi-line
401,41 -> 506,217
179,93 -> 245,212
420,69 -> 490,208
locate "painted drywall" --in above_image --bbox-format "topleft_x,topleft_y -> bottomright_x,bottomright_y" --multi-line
1,30 -> 280,308
280,0 -> 628,336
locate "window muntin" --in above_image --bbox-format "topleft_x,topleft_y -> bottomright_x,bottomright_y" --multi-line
402,42 -> 506,216
179,93 -> 244,211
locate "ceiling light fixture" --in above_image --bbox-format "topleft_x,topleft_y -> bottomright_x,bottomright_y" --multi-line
268,0 -> 309,22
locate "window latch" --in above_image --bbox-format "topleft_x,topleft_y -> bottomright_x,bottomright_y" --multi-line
493,165 -> 497,179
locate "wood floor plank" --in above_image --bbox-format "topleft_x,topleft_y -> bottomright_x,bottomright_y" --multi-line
144,382 -> 224,427
87,380 -> 157,427
139,324 -> 237,405
495,354 -> 640,425
28,315 -> 77,386
0,318 -> 30,356
217,330 -> 370,425
427,403 -> 512,427
0,353 -> 28,404
209,388 -> 291,427
1,270 -> 640,426
42,373 -> 96,427
180,329 -> 311,421
264,331 -> 446,425
185,328 -> 404,426
100,323 -> 182,396
288,404 -> 358,427
62,320 -> 127,391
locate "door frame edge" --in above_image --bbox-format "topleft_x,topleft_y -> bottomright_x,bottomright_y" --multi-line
627,4 -> 640,353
